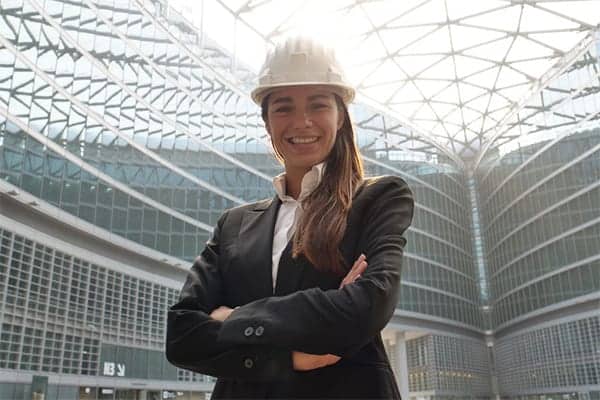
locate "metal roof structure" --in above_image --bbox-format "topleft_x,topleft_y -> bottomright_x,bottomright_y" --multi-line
169,0 -> 600,166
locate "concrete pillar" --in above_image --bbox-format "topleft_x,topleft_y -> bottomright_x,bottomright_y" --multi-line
139,390 -> 147,400
395,331 -> 410,400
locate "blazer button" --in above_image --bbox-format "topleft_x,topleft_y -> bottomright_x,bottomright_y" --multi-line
244,327 -> 254,337
243,358 -> 254,369
255,326 -> 264,336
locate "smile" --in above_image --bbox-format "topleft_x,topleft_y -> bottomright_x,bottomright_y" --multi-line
288,136 -> 319,144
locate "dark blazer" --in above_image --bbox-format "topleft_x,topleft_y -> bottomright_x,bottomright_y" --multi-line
166,175 -> 414,399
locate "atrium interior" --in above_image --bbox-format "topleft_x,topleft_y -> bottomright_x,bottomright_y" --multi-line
0,0 -> 599,399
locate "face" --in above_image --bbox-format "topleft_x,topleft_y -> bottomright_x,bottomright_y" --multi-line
265,85 -> 344,176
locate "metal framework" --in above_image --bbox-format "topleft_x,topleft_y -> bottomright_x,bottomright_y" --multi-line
169,0 -> 600,167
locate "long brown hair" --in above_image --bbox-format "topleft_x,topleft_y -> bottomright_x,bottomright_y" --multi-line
262,94 -> 364,275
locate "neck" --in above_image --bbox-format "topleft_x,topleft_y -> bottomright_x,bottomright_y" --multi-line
284,167 -> 310,199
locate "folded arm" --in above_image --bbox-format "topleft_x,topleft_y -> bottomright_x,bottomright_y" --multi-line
165,212 -> 293,380
217,177 -> 414,356
209,253 -> 369,370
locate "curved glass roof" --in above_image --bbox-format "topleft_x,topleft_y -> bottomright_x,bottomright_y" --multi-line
168,0 -> 600,164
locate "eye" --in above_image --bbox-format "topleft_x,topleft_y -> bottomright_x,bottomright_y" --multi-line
273,106 -> 292,113
310,102 -> 329,110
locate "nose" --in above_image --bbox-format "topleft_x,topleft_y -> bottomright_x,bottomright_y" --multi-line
292,109 -> 312,129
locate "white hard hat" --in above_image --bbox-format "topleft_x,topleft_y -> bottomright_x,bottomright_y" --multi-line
251,37 -> 355,105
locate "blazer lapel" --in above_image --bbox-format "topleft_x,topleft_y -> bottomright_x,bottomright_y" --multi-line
237,196 -> 280,298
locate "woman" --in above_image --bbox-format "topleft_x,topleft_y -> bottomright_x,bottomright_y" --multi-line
166,37 -> 414,399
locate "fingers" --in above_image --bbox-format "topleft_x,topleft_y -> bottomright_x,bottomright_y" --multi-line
340,261 -> 366,288
352,253 -> 366,270
209,306 -> 234,321
292,352 -> 341,371
339,254 -> 367,289
293,351 -> 316,371
326,354 -> 341,366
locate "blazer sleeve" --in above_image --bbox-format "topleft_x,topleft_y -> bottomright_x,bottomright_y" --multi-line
166,211 -> 293,380
217,176 -> 414,356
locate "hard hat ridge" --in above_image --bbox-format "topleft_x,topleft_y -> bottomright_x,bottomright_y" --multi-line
251,36 -> 355,105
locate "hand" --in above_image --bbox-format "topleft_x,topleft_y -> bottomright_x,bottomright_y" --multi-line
292,351 -> 341,371
339,254 -> 367,289
210,306 -> 234,321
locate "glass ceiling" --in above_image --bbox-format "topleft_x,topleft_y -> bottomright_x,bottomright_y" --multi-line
168,0 -> 600,163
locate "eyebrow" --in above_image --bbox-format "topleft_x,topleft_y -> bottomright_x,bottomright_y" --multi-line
270,93 -> 333,105
270,97 -> 293,105
308,94 -> 332,101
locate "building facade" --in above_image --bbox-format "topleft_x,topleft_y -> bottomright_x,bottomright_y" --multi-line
0,0 -> 598,399
475,37 -> 600,398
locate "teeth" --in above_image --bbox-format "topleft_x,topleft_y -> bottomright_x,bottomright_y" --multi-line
290,137 -> 318,144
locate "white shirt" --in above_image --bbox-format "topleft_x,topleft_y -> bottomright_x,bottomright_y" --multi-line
271,163 -> 324,291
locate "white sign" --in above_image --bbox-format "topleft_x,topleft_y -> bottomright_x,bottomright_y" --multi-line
103,362 -> 126,377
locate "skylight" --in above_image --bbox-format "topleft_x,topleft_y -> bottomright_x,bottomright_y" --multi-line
167,0 -> 600,161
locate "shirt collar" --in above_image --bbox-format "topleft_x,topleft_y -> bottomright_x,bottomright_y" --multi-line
273,163 -> 325,203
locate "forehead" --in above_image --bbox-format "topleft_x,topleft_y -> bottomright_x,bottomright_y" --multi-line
267,85 -> 337,103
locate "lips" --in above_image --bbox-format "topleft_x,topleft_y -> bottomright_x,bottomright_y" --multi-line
287,136 -> 319,144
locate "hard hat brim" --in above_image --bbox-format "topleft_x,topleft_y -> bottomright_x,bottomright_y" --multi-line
251,82 -> 355,105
